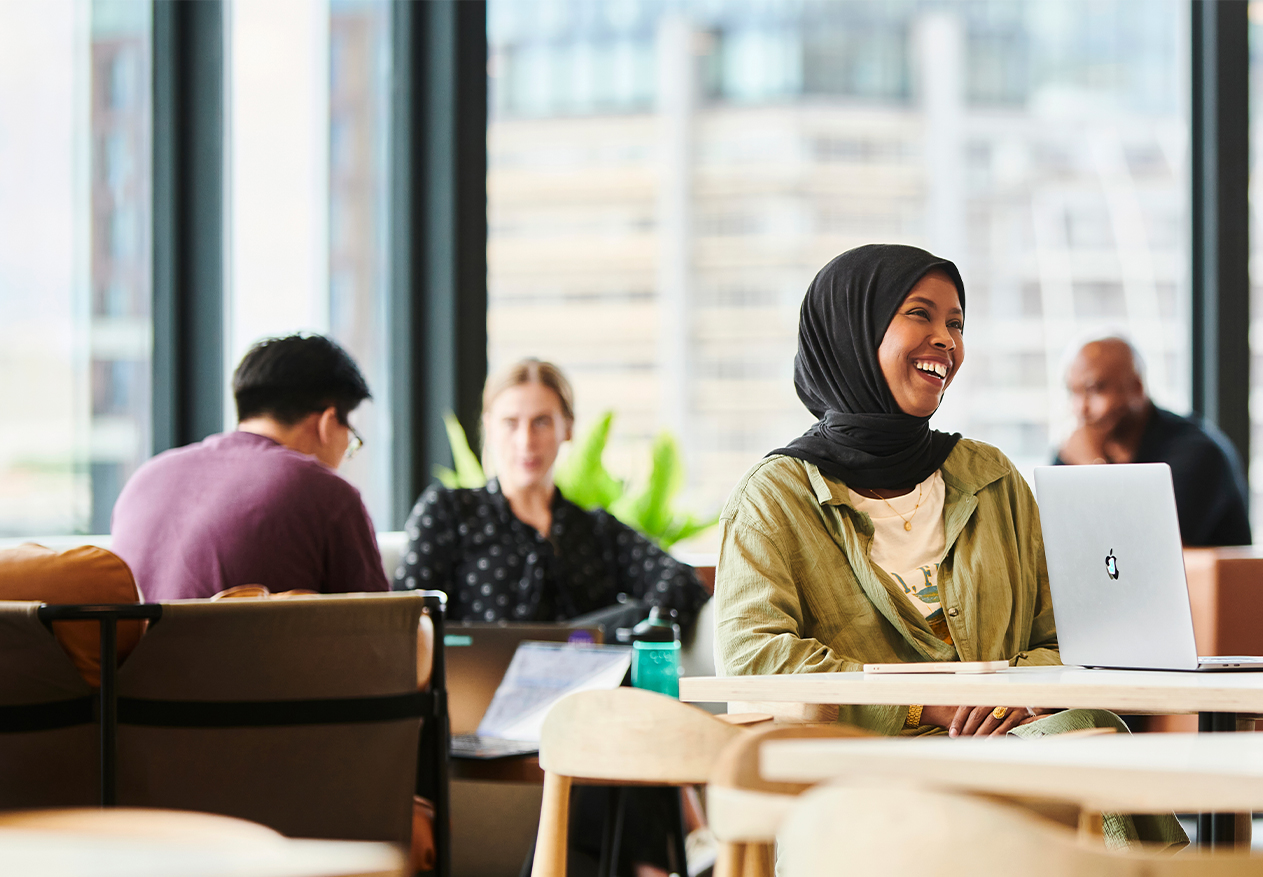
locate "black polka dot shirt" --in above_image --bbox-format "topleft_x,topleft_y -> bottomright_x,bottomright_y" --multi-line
392,479 -> 709,628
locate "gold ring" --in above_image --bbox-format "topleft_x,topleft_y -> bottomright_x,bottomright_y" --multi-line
991,706 -> 1008,720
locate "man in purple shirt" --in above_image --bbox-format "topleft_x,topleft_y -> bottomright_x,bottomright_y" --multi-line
111,334 -> 388,599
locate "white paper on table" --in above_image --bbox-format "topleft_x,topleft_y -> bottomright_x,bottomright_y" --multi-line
476,641 -> 632,743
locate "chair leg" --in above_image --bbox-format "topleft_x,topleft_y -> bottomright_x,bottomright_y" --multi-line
1077,810 -> 1103,841
532,772 -> 573,877
664,787 -> 690,877
599,787 -> 626,877
713,841 -> 743,877
743,842 -> 774,877
1236,812 -> 1253,848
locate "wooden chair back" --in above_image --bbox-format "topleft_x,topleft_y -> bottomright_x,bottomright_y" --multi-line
0,806 -> 285,844
708,723 -> 871,877
779,781 -> 1256,877
710,722 -> 871,796
532,688 -> 744,877
538,687 -> 744,784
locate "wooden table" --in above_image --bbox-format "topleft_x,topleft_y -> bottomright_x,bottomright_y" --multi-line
680,665 -> 1263,844
0,830 -> 404,877
449,754 -> 544,784
680,665 -> 1263,716
762,732 -> 1263,815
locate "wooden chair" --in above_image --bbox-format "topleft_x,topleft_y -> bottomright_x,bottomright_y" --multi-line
708,724 -> 1123,877
777,781 -> 1260,877
0,806 -> 407,876
530,687 -> 746,877
707,723 -> 872,877
0,806 -> 286,844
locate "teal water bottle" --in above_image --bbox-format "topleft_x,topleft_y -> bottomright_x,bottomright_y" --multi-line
630,606 -> 681,698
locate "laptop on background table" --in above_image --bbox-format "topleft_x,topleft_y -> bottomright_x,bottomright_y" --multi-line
449,640 -> 632,759
444,622 -> 604,738
1034,463 -> 1263,672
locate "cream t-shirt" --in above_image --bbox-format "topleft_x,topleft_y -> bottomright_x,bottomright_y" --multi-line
849,470 -> 947,623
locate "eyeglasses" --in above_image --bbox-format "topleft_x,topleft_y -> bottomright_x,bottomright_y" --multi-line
345,425 -> 365,460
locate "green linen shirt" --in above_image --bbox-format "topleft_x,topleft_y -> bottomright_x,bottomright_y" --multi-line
714,439 -> 1060,736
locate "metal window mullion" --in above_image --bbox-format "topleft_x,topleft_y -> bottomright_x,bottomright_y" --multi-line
152,0 -> 225,454
389,0 -> 488,528
1190,0 -> 1250,476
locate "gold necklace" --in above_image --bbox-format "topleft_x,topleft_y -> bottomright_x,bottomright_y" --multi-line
876,483 -> 923,532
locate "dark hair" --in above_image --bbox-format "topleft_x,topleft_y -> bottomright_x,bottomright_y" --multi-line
232,334 -> 371,426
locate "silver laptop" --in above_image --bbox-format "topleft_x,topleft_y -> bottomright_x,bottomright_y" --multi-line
1034,463 -> 1263,671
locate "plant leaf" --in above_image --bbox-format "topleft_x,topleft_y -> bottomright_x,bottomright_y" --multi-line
442,412 -> 486,488
658,513 -> 720,549
433,465 -> 460,489
554,410 -> 623,510
611,431 -> 690,542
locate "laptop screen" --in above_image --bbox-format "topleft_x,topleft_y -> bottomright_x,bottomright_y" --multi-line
475,641 -> 632,742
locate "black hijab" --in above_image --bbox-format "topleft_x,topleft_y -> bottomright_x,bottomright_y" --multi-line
771,243 -> 965,490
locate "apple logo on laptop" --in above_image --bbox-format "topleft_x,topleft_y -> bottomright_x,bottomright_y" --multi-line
1104,549 -> 1119,580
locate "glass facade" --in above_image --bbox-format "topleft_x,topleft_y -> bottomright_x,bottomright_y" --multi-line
0,2 -> 1244,543
0,0 -> 152,536
226,0 -> 394,526
487,0 -> 1190,550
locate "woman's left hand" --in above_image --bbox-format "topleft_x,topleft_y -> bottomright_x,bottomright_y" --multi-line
948,705 -> 1055,737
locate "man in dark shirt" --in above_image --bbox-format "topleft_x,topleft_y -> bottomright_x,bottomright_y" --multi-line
111,334 -> 388,599
1055,336 -> 1251,547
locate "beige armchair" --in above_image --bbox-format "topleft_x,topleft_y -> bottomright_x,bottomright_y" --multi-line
113,592 -> 438,849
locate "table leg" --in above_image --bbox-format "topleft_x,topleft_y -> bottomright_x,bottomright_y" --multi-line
1197,711 -> 1238,847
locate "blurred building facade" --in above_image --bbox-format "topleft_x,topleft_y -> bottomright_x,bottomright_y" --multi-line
4,1 -> 1252,544
0,0 -> 394,537
487,0 -> 1190,546
89,4 -> 152,534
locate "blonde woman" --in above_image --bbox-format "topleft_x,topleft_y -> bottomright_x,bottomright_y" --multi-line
393,358 -> 708,629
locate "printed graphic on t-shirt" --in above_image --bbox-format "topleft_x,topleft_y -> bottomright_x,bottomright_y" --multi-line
890,563 -> 939,610
891,563 -> 953,645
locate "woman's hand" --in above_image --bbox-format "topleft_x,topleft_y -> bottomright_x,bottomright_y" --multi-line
921,705 -> 1054,736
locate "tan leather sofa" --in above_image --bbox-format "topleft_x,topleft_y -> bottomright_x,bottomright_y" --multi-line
0,552 -> 441,852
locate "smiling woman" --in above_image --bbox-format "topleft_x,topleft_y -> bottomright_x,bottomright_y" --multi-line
712,243 -> 1186,849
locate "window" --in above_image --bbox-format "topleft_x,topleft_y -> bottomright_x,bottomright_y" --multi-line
226,0 -> 394,526
0,0 -> 152,535
487,0 -> 1189,552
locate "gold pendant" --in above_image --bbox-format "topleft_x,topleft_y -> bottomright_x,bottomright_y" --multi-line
904,521 -> 912,532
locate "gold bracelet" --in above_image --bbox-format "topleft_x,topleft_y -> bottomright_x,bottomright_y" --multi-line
904,704 -> 923,729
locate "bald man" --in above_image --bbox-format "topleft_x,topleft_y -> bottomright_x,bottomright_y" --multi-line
1055,337 -> 1251,546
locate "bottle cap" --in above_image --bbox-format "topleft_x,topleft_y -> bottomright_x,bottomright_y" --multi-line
629,605 -> 680,643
